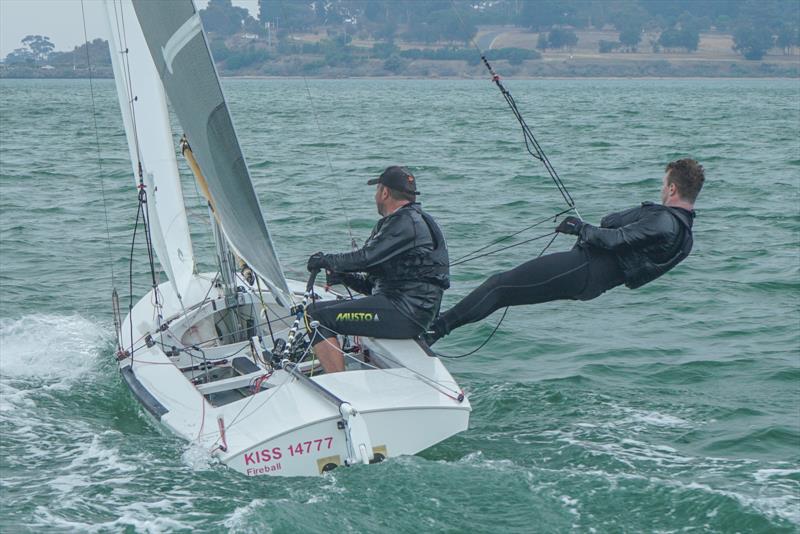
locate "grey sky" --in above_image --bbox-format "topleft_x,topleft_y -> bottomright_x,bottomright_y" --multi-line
0,0 -> 259,58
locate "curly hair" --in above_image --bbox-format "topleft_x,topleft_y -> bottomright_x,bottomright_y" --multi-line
665,159 -> 705,202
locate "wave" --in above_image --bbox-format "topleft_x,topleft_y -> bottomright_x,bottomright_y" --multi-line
250,159 -> 277,168
0,314 -> 112,383
645,359 -> 755,384
587,140 -> 615,148
706,426 -> 800,454
767,368 -> 800,382
0,313 -> 122,423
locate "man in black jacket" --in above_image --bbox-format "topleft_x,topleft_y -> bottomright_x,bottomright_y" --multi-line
426,158 -> 704,345
306,166 -> 449,372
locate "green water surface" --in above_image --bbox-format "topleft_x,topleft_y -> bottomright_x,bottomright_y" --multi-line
1,78 -> 798,533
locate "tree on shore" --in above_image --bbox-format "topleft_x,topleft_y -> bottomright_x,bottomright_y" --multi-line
4,35 -> 56,65
538,27 -> 579,51
657,26 -> 700,52
201,0 -> 261,37
23,35 -> 54,62
776,25 -> 799,55
405,9 -> 476,45
619,27 -> 642,51
46,38 -> 111,68
733,25 -> 775,60
521,0 -> 582,30
4,35 -> 55,65
258,0 -> 338,32
728,0 -> 799,59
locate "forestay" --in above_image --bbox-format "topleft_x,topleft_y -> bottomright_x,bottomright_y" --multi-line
130,0 -> 292,307
103,0 -> 196,301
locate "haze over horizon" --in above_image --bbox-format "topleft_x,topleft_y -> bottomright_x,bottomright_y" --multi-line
0,0 -> 259,58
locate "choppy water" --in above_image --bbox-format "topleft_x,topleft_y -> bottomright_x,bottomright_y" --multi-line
1,78 -> 799,533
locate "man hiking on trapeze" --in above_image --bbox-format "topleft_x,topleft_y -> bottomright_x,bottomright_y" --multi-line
425,158 -> 704,345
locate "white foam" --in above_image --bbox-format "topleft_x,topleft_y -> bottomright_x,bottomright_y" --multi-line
63,433 -> 138,476
225,499 -> 273,532
677,480 -> 800,525
753,467 -> 800,484
181,441 -> 216,471
33,503 -> 195,534
624,410 -> 691,428
31,432 -> 138,504
455,450 -> 520,473
0,314 -> 113,416
0,382 -> 35,411
542,423 -> 800,525
560,494 -> 581,518
578,434 -> 695,468
605,403 -> 694,430
0,314 -> 112,382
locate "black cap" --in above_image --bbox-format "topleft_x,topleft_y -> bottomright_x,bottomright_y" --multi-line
367,166 -> 419,195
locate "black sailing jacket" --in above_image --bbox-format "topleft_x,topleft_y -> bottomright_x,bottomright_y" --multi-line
578,202 -> 695,289
323,202 -> 450,329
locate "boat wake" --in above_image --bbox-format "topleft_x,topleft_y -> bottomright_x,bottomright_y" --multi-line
0,314 -> 113,404
181,440 -> 218,471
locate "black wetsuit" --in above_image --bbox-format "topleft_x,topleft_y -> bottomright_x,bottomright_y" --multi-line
433,202 -> 694,339
307,202 -> 449,343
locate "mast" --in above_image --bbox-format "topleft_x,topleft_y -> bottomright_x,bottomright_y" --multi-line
180,137 -> 238,298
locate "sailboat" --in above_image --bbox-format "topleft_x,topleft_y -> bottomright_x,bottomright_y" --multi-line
100,0 -> 469,477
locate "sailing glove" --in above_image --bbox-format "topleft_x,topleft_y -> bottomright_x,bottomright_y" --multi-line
325,269 -> 343,286
307,252 -> 329,272
556,216 -> 585,235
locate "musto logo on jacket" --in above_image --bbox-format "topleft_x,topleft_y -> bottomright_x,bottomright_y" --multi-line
335,312 -> 381,322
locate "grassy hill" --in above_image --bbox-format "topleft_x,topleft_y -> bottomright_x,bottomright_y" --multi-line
208,26 -> 798,78
2,27 -> 797,79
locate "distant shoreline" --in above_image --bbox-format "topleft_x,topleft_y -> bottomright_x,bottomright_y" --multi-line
2,74 -> 798,80
223,74 -> 800,80
3,60 -> 796,80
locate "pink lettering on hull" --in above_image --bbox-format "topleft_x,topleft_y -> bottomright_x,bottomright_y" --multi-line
246,463 -> 282,476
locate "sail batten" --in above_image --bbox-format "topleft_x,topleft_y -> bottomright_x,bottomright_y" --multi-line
129,0 -> 292,307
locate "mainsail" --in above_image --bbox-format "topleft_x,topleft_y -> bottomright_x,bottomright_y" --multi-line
103,0 -> 196,301
128,0 -> 292,307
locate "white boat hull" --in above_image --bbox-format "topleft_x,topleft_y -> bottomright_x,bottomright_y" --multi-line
118,273 -> 470,477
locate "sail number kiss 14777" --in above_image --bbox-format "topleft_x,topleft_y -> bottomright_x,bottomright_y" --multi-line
244,436 -> 334,474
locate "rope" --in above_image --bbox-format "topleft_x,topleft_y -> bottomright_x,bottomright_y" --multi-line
450,231 -> 557,267
255,276 -> 277,345
271,0 -> 357,251
434,223 -> 560,359
437,307 -> 508,359
100,0 -> 164,358
306,331 -> 464,400
119,283 -> 297,359
269,288 -> 465,398
448,0 -> 580,218
449,208 -> 572,266
196,342 -> 315,442
121,189 -> 164,361
370,1 -> 587,358
81,0 -> 117,293
126,198 -> 145,360
139,187 -> 162,324
301,79 -> 358,250
110,0 -> 144,174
